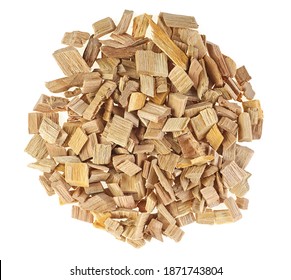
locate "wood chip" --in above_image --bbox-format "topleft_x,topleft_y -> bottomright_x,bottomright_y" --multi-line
147,16 -> 188,70
65,162 -> 89,187
26,11 -> 263,248
92,17 -> 116,38
162,117 -> 190,132
117,160 -> 142,176
72,205 -> 94,223
161,12 -> 198,29
68,127 -> 88,155
224,197 -> 242,221
53,46 -> 90,76
135,50 -> 168,77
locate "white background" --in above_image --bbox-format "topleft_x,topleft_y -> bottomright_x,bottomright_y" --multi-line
1,0 -> 290,279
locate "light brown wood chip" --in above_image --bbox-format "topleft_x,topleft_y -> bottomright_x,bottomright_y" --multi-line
26,11 -> 263,248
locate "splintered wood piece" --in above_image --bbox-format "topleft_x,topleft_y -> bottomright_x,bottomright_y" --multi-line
177,131 -> 203,159
223,131 -> 237,150
224,55 -> 237,77
38,117 -> 61,144
82,76 -> 102,94
230,181 -> 250,198
104,218 -> 124,239
83,80 -> 117,120
242,82 -> 255,100
158,153 -> 180,173
184,165 -> 206,188
162,117 -> 190,132
25,134 -> 48,159
224,197 -> 242,221
53,156 -> 80,164
53,46 -> 90,76
220,161 -> 248,189
144,118 -> 166,140
168,66 -> 194,94
65,162 -> 89,187
150,91 -> 169,106
235,144 -> 254,169
235,65 -> 251,85
28,158 -> 57,173
206,42 -> 230,77
51,179 -> 74,203
93,144 -> 111,164
242,100 -> 263,120
153,164 -> 175,201
238,112 -> 252,142
113,10 -> 133,34
206,124 -> 224,150
177,155 -> 214,168
176,212 -> 196,227
145,191 -> 158,213
81,193 -> 116,211
83,35 -> 101,67
188,58 -> 202,89
133,14 -> 151,38
117,160 -> 142,176
218,96 -> 242,114
204,55 -> 224,87
68,127 -> 88,155
81,118 -> 104,135
112,154 -> 135,170
89,170 -> 110,183
72,187 -> 89,203
107,183 -> 124,196
72,205 -> 94,223
135,50 -> 168,77
167,93 -> 188,118
214,210 -> 233,224
67,97 -> 88,116
92,17 -> 116,38
184,102 -> 212,118
160,12 -> 198,29
196,210 -> 215,224
197,59 -> 208,100
236,197 -> 249,210
158,204 -> 176,225
155,182 -> 175,205
119,80 -> 139,108
218,117 -> 238,134
164,224 -> 184,242
146,219 -> 163,241
45,72 -> 99,93
84,183 -> 104,195
61,31 -> 90,48
133,144 -> 155,154
124,111 -> 139,128
223,142 -> 236,162
39,175 -> 55,196
155,76 -> 168,93
113,195 -> 136,209
107,115 -> 133,147
200,186 -> 220,207
140,74 -> 155,97
101,44 -> 145,59
137,102 -> 171,123
215,106 -> 238,120
147,16 -> 188,70
190,108 -> 218,140
149,138 -> 172,155
28,112 -> 59,134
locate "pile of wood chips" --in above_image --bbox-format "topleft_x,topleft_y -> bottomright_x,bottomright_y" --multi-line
25,11 -> 263,248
